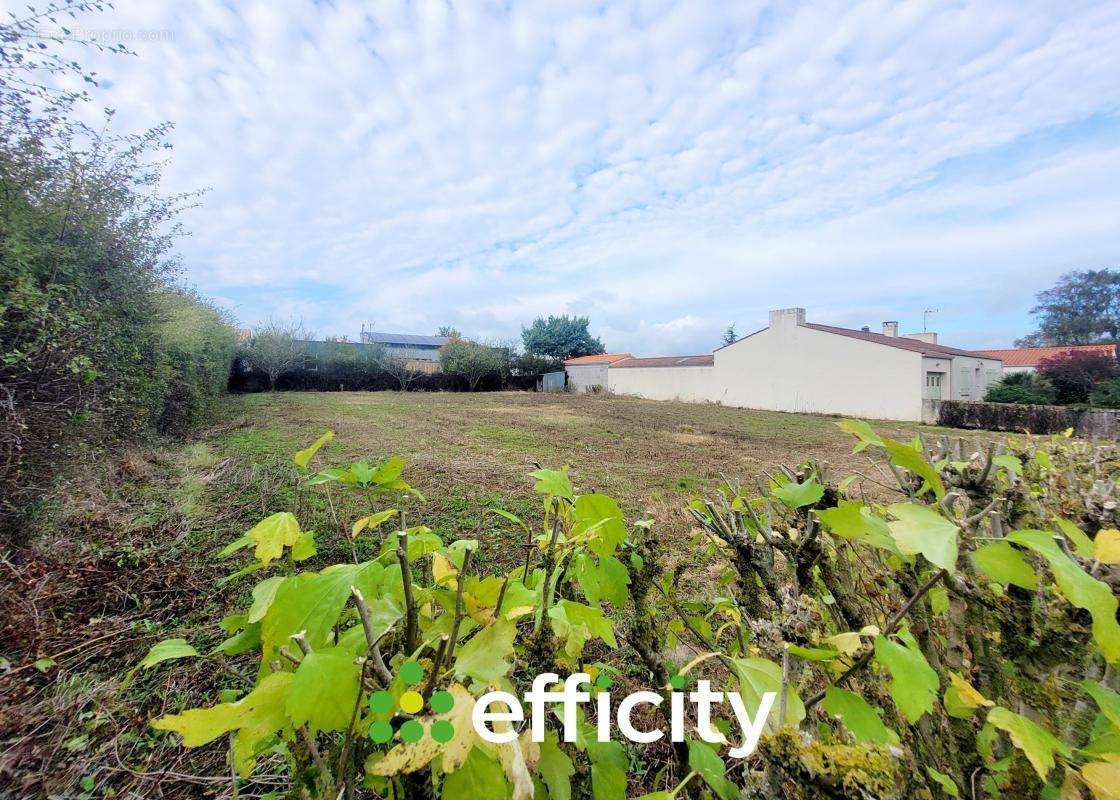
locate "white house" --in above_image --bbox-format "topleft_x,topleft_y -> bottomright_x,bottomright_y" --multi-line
571,308 -> 1003,422
562,353 -> 632,392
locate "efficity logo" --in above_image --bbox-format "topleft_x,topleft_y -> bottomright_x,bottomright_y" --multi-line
368,663 -> 777,759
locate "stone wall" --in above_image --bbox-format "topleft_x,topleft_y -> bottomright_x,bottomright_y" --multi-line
927,399 -> 1120,438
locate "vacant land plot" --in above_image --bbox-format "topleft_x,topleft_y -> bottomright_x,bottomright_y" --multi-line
0,390 -> 984,797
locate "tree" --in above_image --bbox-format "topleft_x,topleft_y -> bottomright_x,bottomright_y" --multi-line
722,324 -> 737,347
243,321 -> 307,390
1036,349 -> 1118,404
379,352 -> 421,391
437,325 -> 461,338
1016,268 -> 1120,346
439,339 -> 505,391
521,315 -> 604,361
983,372 -> 1056,405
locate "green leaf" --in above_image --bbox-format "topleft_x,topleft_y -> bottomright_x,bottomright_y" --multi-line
247,577 -> 285,624
292,430 -> 333,469
987,706 -> 1071,780
926,766 -> 960,797
992,454 -> 1022,476
290,530 -> 316,561
1083,681 -> 1120,731
139,638 -> 199,669
218,533 -> 254,558
772,477 -> 825,509
787,644 -> 841,662
873,635 -> 938,723
972,542 -> 1038,589
443,746 -> 510,799
261,562 -> 384,666
531,468 -> 573,500
549,600 -> 618,648
822,687 -> 898,745
687,739 -> 738,800
731,657 -> 804,730
577,723 -> 628,800
883,439 -> 946,499
246,512 -> 302,566
285,646 -> 361,733
837,419 -> 884,452
816,500 -> 898,553
537,730 -> 575,800
454,619 -> 516,682
152,671 -> 293,776
929,585 -> 949,615
887,503 -> 959,572
1054,517 -> 1096,559
573,494 -> 627,556
1008,530 -> 1120,663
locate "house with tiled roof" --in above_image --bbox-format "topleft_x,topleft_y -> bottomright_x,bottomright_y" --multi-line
568,308 -> 1003,421
562,353 -> 632,392
975,344 -> 1118,375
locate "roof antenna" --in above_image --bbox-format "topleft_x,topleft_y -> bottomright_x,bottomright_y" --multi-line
923,307 -> 939,332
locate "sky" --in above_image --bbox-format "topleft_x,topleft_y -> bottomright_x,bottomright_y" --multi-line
34,0 -> 1120,356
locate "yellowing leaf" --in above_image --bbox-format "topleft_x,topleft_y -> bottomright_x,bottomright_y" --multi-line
731,656 -> 804,730
987,705 -> 1071,780
285,647 -> 360,734
246,512 -> 302,566
352,509 -> 398,539
454,619 -> 517,682
1082,757 -> 1120,800
1095,529 -> 1120,564
887,504 -> 959,572
292,430 -> 333,469
825,632 -> 863,658
944,672 -> 992,719
432,551 -> 458,588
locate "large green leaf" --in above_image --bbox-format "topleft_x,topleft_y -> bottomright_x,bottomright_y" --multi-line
537,730 -> 575,800
731,657 -> 804,730
772,477 -> 825,510
549,600 -> 617,648
453,618 -> 516,682
443,746 -> 510,800
873,635 -> 938,723
816,500 -> 898,553
285,646 -> 361,733
577,722 -> 627,800
883,439 -> 946,499
971,542 -> 1038,589
573,494 -> 627,556
822,687 -> 898,745
261,561 -> 383,666
987,706 -> 1071,780
1084,680 -> 1120,731
687,739 -> 738,800
837,419 -> 884,452
531,468 -> 574,500
152,671 -> 293,776
1008,530 -> 1120,663
886,503 -> 959,572
246,512 -> 302,566
247,576 -> 286,624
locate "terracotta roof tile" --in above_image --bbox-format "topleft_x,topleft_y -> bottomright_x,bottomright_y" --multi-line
975,344 -> 1117,367
563,352 -> 633,365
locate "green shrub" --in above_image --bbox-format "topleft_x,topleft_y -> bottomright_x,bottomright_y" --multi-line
1090,376 -> 1120,408
984,371 -> 1056,404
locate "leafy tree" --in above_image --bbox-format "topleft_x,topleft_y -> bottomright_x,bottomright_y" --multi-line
242,321 -> 307,391
1090,377 -> 1120,408
438,339 -> 505,390
1037,350 -> 1118,404
722,324 -> 737,347
379,352 -> 421,391
510,351 -> 563,376
521,315 -> 604,361
983,372 -> 1056,405
437,325 -> 461,338
1016,268 -> 1120,346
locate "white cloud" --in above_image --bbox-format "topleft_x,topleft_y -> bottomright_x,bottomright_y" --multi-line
41,0 -> 1120,354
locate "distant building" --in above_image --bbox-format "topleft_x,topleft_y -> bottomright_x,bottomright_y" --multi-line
975,344 -> 1118,375
359,330 -> 449,361
562,353 -> 633,392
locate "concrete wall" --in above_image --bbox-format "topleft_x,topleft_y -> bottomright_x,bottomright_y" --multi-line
608,365 -> 716,402
566,363 -> 610,392
715,316 -> 925,420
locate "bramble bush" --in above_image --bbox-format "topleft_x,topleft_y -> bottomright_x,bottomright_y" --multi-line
137,423 -> 1120,799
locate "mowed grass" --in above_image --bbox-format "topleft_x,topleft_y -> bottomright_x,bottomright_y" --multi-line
211,390 -> 970,566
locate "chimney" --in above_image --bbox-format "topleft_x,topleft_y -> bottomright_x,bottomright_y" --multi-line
769,308 -> 806,329
881,321 -> 898,337
904,332 -> 938,344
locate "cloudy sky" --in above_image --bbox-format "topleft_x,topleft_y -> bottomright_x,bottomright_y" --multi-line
45,0 -> 1120,355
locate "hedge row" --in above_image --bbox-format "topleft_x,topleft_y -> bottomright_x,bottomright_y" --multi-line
228,358 -> 538,394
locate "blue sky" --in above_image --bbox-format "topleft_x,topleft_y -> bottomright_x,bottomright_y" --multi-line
48,0 -> 1120,356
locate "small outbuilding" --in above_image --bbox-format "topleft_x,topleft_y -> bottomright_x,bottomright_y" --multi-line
562,353 -> 632,392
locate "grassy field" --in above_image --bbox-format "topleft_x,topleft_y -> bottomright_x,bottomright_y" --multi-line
0,390 -> 978,797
